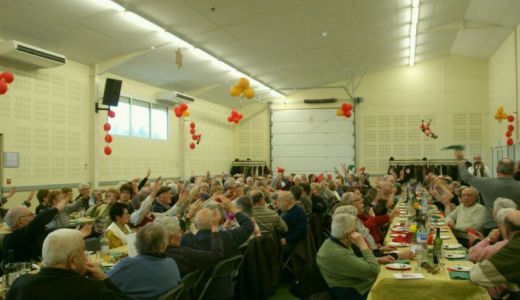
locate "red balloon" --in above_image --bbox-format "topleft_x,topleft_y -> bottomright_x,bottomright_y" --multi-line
190,128 -> 196,134
0,80 -> 7,95
108,110 -> 116,118
233,119 -> 240,124
227,116 -> 233,122
508,125 -> 515,131
231,110 -> 238,117
103,123 -> 111,131
105,134 -> 113,143
507,138 -> 514,146
190,122 -> 196,129
179,103 -> 188,111
104,146 -> 112,155
0,72 -> 14,84
189,143 -> 195,149
344,111 -> 352,118
238,114 -> 243,119
508,115 -> 515,122
506,131 -> 513,138
192,134 -> 198,140
174,107 -> 182,117
345,103 -> 353,111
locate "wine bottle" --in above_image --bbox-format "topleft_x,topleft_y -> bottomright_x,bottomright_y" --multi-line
433,227 -> 442,265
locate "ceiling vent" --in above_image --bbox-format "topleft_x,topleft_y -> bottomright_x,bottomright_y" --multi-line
156,90 -> 195,106
0,40 -> 66,68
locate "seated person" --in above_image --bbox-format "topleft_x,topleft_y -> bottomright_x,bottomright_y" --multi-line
470,209 -> 520,300
251,189 -> 287,235
151,186 -> 172,213
108,222 -> 180,299
35,189 -> 50,215
87,189 -> 119,236
6,229 -> 125,300
317,213 -> 379,300
446,187 -> 486,246
46,190 -> 85,229
371,181 -> 395,216
106,203 -> 132,249
156,215 -> 223,276
276,191 -> 307,254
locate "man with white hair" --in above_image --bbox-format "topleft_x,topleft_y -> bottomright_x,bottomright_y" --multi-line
446,187 -> 486,245
75,183 -> 92,210
468,154 -> 491,178
317,213 -> 380,299
3,197 -> 67,262
6,229 -> 126,300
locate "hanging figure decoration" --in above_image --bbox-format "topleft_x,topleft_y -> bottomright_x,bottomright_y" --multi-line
175,48 -> 183,70
420,120 -> 438,139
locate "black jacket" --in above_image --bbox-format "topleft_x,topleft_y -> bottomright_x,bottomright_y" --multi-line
6,268 -> 127,300
3,208 -> 58,262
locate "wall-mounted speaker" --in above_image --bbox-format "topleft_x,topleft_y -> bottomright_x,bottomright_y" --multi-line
102,78 -> 122,107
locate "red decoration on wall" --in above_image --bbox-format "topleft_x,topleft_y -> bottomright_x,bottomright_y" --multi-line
420,120 -> 438,139
108,110 -> 116,118
227,110 -> 243,124
105,134 -> 113,143
507,138 -> 514,146
103,123 -> 111,131
104,146 -> 112,155
190,128 -> 196,134
0,81 -> 7,95
190,122 -> 196,129
189,143 -> 195,150
0,72 -> 14,84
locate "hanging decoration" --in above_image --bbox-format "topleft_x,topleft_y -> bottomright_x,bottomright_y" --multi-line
336,103 -> 353,118
103,110 -> 114,155
174,103 -> 190,118
494,106 -> 508,122
229,77 -> 255,100
188,122 -> 202,150
506,115 -> 515,146
276,167 -> 285,174
175,48 -> 183,70
0,72 -> 15,95
420,120 -> 438,139
227,110 -> 243,124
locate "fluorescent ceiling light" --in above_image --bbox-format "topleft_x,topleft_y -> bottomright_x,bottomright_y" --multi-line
123,11 -> 165,33
91,0 -> 125,12
409,0 -> 420,66
158,32 -> 192,48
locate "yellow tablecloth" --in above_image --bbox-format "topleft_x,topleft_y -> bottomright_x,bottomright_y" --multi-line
110,245 -> 128,255
367,202 -> 490,300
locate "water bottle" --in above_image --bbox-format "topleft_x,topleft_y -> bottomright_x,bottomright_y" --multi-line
100,234 -> 110,263
416,223 -> 428,244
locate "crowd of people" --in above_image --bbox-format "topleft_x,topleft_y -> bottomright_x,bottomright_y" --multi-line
1,151 -> 520,300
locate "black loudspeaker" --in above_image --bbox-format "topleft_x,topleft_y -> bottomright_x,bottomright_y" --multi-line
102,78 -> 122,106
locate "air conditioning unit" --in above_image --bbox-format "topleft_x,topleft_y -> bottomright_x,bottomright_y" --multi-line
156,90 -> 195,106
0,40 -> 67,68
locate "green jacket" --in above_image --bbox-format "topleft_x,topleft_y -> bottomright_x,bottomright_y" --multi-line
317,237 -> 379,295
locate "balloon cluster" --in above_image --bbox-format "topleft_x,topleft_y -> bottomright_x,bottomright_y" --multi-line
227,110 -> 243,124
495,106 -> 508,122
0,72 -> 15,95
189,122 -> 202,150
506,115 -> 515,146
336,103 -> 353,118
276,167 -> 285,174
229,77 -> 255,99
420,120 -> 438,139
174,103 -> 190,118
103,111 -> 116,155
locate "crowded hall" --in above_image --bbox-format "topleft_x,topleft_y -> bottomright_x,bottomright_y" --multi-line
1,0 -> 520,299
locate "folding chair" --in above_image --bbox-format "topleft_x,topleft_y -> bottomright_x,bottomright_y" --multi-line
178,269 -> 203,300
158,283 -> 184,300
197,255 -> 244,300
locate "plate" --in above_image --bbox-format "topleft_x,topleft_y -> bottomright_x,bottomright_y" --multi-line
443,244 -> 462,250
446,253 -> 466,259
386,263 -> 412,270
448,266 -> 471,272
387,242 -> 409,247
440,235 -> 451,240
390,233 -> 406,238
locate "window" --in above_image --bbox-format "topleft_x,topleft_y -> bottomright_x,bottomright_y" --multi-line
109,97 -> 130,136
108,97 -> 168,140
131,100 -> 150,138
151,105 -> 168,140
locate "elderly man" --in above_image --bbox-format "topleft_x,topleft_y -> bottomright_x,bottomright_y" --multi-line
251,189 -> 287,234
3,198 -> 66,262
156,215 -> 223,276
446,187 -> 486,245
6,229 -> 126,300
108,223 -> 180,300
75,183 -> 92,210
457,151 -> 520,235
151,186 -> 172,213
278,191 -> 308,254
468,154 -> 491,178
470,209 -> 520,299
317,213 -> 380,299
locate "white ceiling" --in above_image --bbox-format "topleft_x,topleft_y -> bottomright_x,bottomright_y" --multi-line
0,0 -> 519,107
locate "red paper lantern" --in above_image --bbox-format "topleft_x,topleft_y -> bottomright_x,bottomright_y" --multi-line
508,125 -> 515,131
508,115 -> 515,122
103,122 -> 111,131
104,146 -> 112,155
105,134 -> 113,143
108,110 -> 116,118
0,72 -> 14,84
179,103 -> 188,111
0,80 -> 7,95
190,128 -> 196,134
344,111 -> 352,118
189,143 -> 195,149
190,122 -> 196,129
506,131 -> 513,138
507,138 -> 514,146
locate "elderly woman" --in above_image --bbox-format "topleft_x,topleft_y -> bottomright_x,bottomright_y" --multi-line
317,213 -> 379,300
108,222 -> 181,300
106,202 -> 132,249
46,190 -> 85,230
156,216 -> 223,276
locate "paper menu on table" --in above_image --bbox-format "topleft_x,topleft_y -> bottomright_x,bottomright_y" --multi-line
393,273 -> 425,279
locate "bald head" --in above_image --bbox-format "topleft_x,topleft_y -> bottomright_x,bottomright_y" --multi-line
503,209 -> 520,239
194,208 -> 213,230
497,158 -> 515,177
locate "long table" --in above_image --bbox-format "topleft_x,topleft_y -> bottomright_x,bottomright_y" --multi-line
367,201 -> 491,300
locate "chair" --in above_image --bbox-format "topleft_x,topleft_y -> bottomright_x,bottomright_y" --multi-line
158,283 -> 184,300
84,237 -> 101,252
197,255 -> 244,300
329,287 -> 366,300
178,269 -> 202,300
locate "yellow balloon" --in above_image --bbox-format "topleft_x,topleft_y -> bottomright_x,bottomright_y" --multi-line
501,112 -> 508,119
183,110 -> 190,117
336,109 -> 343,116
230,85 -> 242,97
497,106 -> 504,112
237,77 -> 249,89
243,87 -> 255,99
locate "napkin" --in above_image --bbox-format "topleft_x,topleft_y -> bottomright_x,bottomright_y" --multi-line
448,271 -> 470,280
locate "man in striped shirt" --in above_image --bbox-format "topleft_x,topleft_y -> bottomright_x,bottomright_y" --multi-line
251,189 -> 287,235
